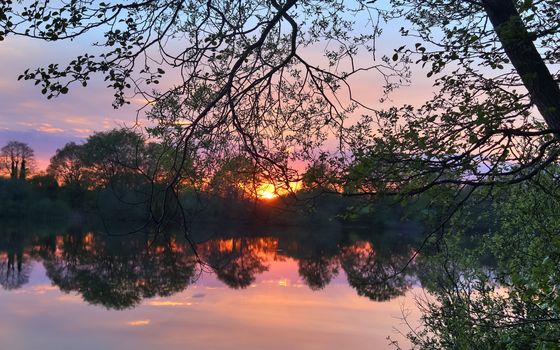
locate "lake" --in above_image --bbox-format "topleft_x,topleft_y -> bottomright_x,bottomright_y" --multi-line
0,219 -> 424,349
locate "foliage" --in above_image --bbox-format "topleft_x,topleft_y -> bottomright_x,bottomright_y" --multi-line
48,142 -> 89,188
1,1 -> 559,197
0,177 -> 69,219
396,176 -> 560,349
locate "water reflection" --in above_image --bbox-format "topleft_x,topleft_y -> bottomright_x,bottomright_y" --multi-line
201,238 -> 271,289
0,221 -> 421,309
340,241 -> 412,301
0,230 -> 32,290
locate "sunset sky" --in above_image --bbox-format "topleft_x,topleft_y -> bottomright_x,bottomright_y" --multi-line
0,12 -> 433,171
0,35 -> 142,169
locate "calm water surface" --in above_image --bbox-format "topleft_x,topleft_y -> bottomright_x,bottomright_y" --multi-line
0,222 -> 423,349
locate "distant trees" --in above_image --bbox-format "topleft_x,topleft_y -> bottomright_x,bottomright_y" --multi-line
47,129 -> 150,189
47,142 -> 88,188
46,129 -> 274,205
0,141 -> 34,180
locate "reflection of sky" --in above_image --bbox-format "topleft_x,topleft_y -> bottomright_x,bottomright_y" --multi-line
0,259 -> 421,350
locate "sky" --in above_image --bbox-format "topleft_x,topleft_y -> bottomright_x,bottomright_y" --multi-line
0,35 -> 144,169
0,7 -> 433,171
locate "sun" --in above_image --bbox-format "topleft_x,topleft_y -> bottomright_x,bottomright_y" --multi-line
255,181 -> 302,200
259,190 -> 277,200
256,183 -> 278,200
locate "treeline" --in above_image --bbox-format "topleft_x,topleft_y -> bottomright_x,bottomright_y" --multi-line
1,128 -> 421,227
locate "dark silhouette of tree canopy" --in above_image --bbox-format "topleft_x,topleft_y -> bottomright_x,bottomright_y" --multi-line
0,141 -> 35,180
48,142 -> 89,188
1,0 -> 559,197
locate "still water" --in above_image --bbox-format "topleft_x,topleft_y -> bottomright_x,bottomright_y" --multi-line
0,222 -> 422,349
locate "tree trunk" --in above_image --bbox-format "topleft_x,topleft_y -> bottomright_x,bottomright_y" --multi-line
19,159 -> 26,180
10,157 -> 18,179
483,0 -> 560,131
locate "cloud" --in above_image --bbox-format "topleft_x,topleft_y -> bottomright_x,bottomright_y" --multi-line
37,124 -> 64,133
0,36 -> 141,144
73,128 -> 93,135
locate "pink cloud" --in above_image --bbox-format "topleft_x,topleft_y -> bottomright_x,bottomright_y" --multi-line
37,124 -> 64,133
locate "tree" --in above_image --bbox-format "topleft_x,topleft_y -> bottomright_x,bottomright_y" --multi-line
298,255 -> 339,291
209,155 -> 260,200
81,129 -> 147,185
0,0 -> 390,193
340,241 -> 413,301
1,1 -> 558,196
348,0 -> 560,195
0,141 -> 35,180
47,142 -> 88,187
395,179 -> 560,349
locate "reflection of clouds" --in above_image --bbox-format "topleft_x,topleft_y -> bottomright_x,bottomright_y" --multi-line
203,286 -> 225,290
31,284 -> 58,294
0,284 -> 56,295
126,320 -> 150,326
147,300 -> 193,307
278,279 -> 289,287
0,237 -> 422,350
56,294 -> 82,303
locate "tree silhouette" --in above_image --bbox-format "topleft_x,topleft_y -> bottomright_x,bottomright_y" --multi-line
0,141 -> 35,180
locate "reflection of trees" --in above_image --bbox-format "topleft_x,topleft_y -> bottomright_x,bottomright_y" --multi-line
340,241 -> 412,302
0,230 -> 32,290
0,219 -> 422,305
201,238 -> 270,289
298,255 -> 339,291
0,252 -> 32,290
41,233 -> 198,310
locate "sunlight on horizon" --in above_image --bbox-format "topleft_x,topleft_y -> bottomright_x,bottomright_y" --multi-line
256,181 -> 302,200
